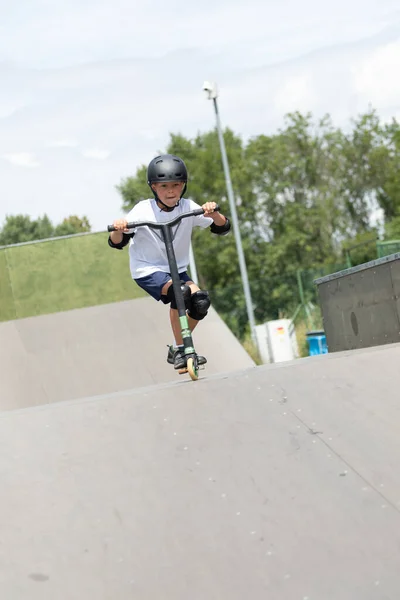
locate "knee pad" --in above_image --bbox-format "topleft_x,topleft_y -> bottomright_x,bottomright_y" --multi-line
166,281 -> 192,310
188,290 -> 211,321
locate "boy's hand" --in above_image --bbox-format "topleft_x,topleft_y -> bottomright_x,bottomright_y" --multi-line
110,218 -> 130,244
202,202 -> 226,226
202,202 -> 218,216
113,219 -> 129,232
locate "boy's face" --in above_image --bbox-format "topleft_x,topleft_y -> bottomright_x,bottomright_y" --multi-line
152,181 -> 185,208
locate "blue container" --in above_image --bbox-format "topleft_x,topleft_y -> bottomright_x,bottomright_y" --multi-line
306,330 -> 328,355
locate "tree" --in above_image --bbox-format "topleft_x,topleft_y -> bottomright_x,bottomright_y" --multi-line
0,214 -> 92,245
373,117 -> 400,220
0,215 -> 54,245
384,216 -> 400,240
246,112 -> 362,249
54,215 -> 91,236
340,110 -> 387,230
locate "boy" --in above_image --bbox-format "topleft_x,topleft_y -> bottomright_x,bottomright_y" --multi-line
108,153 -> 231,370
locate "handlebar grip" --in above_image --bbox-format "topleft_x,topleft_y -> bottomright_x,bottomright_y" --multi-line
107,222 -> 135,232
192,205 -> 221,216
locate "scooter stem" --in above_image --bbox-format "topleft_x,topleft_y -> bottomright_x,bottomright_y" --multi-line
161,224 -> 195,356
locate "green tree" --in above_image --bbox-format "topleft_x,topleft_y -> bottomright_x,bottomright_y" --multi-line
340,110 -> 386,230
384,215 -> 400,240
246,112 -> 361,250
54,215 -> 91,236
0,214 -> 54,245
373,117 -> 400,220
0,214 -> 92,245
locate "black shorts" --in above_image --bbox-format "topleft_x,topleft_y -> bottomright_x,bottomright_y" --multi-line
134,270 -> 192,302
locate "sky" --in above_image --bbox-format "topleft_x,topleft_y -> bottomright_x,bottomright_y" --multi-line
0,0 -> 400,232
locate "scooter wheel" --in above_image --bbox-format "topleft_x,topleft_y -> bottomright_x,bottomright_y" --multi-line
186,357 -> 199,381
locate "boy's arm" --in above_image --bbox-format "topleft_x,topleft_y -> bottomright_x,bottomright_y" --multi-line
189,199 -> 231,235
108,231 -> 134,250
202,201 -> 231,236
210,216 -> 230,236
108,217 -> 135,250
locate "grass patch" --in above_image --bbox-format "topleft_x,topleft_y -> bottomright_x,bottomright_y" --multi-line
294,320 -> 310,358
241,331 -> 263,365
1,233 -> 146,321
0,250 -> 17,321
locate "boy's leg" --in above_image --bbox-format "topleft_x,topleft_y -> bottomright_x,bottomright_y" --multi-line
162,279 -> 208,369
168,281 -> 200,344
187,282 -> 202,331
134,272 -> 185,353
170,311 -> 200,343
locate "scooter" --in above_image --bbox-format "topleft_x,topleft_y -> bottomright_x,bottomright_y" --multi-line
107,205 -> 220,381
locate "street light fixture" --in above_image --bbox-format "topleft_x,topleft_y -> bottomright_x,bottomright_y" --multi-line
203,81 -> 258,350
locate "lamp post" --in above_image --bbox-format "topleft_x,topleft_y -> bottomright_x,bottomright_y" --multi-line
203,81 -> 258,349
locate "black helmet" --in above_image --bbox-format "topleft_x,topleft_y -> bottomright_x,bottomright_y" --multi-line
147,154 -> 187,184
147,154 -> 188,211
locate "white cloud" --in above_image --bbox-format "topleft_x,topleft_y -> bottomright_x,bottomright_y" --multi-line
0,104 -> 23,119
353,40 -> 400,107
274,73 -> 317,115
1,152 -> 40,168
0,0 -> 397,68
82,148 -> 110,160
47,139 -> 79,148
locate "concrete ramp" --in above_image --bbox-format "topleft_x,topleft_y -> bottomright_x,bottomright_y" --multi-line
1,343 -> 400,598
0,298 -> 254,411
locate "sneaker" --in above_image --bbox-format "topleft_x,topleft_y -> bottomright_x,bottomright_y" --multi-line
166,345 -> 207,369
167,344 -> 176,365
173,347 -> 186,370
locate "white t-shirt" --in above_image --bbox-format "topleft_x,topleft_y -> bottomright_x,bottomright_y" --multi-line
124,198 -> 213,279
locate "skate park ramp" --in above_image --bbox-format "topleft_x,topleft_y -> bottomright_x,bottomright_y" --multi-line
1,342 -> 400,598
0,297 -> 254,411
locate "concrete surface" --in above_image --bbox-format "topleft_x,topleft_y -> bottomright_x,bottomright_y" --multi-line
1,343 -> 400,598
0,297 -> 254,410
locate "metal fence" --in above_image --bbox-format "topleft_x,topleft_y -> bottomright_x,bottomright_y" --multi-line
377,240 -> 400,258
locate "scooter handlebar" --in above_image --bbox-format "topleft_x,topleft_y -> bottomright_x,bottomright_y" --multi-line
107,204 -> 220,232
